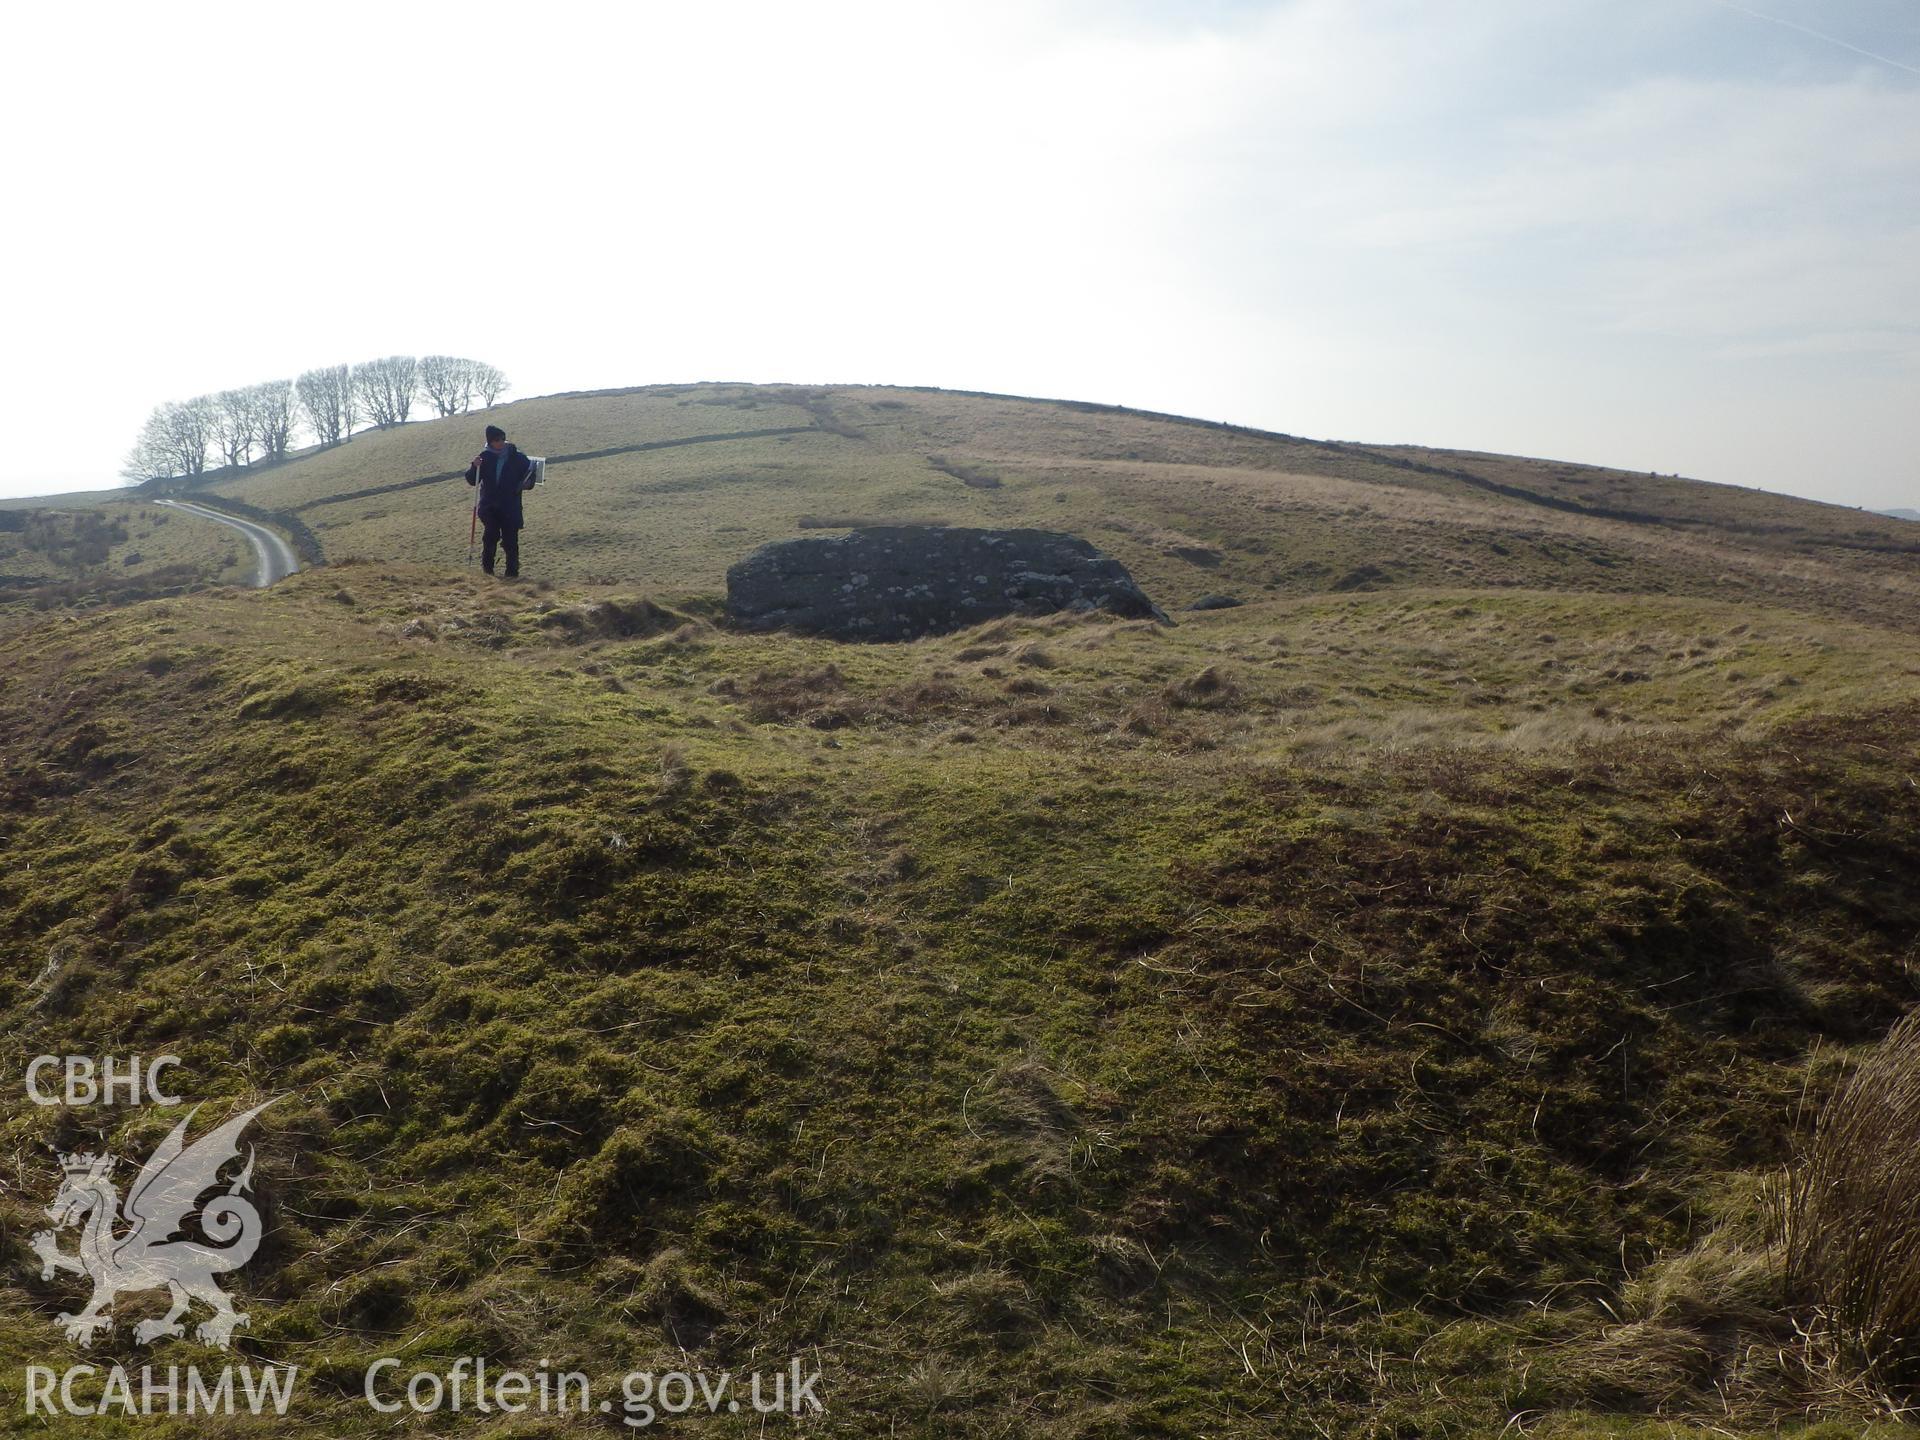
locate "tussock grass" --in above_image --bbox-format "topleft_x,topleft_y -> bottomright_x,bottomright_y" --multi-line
1162,662 -> 1238,709
1778,1013 -> 1920,1392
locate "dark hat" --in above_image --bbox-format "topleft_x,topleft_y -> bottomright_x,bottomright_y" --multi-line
485,424 -> 507,443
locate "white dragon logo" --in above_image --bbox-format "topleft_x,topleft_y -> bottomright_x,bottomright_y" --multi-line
30,1100 -> 276,1349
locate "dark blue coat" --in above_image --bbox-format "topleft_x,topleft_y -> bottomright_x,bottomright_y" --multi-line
464,444 -> 532,528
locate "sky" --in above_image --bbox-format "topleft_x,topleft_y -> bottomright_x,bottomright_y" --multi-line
2,0 -> 1915,508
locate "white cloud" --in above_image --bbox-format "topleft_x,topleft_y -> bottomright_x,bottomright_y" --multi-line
1,0 -> 1915,506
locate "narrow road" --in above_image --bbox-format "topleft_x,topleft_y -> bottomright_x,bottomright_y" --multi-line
154,498 -> 300,588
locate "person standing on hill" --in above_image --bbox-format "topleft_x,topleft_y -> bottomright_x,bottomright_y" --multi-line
464,424 -> 534,578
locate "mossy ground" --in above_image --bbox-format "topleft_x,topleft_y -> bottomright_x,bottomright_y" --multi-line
2,553 -> 1916,1436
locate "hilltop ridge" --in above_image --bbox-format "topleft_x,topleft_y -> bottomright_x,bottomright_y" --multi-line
9,383 -> 1915,631
2,384 -> 1918,1436
115,382 -> 1920,626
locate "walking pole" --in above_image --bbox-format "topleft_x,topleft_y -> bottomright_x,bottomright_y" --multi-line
467,446 -> 481,568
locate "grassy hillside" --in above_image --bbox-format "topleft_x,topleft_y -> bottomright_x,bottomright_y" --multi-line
0,501 -> 251,605
3,386 -> 1918,1437
153,383 -> 1917,630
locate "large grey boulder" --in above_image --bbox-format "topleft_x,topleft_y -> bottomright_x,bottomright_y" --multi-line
725,525 -> 1171,641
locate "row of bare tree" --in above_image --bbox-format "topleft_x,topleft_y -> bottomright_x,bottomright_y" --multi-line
123,355 -> 509,482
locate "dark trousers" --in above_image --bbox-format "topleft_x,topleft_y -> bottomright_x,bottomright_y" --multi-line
482,520 -> 520,576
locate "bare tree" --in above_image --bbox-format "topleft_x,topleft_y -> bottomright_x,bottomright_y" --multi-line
213,388 -> 257,470
251,379 -> 297,461
341,362 -> 359,437
353,355 -> 418,428
123,410 -> 176,482
384,355 -> 417,424
170,398 -> 216,477
471,362 -> 509,407
454,360 -> 477,414
125,398 -> 215,481
128,349 -> 505,482
417,355 -> 468,418
350,362 -> 382,429
419,356 -> 511,415
296,364 -> 351,446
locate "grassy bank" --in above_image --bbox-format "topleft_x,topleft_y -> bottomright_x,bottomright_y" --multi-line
2,558 -> 1916,1435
